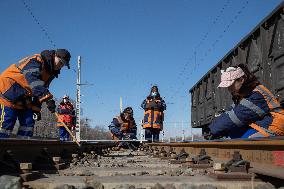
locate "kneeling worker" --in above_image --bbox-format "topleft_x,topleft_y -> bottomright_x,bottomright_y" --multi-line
108,107 -> 137,149
205,64 -> 284,139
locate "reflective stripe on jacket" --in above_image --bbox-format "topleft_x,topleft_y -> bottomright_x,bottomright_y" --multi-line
115,116 -> 129,132
209,84 -> 284,138
141,98 -> 165,130
252,85 -> 284,135
57,102 -> 74,127
141,98 -> 166,111
109,115 -> 137,133
143,109 -> 164,129
0,54 -> 54,109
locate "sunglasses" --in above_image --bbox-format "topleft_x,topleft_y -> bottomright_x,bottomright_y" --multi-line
58,57 -> 68,66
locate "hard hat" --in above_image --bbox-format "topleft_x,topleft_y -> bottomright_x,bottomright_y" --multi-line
55,49 -> 71,69
151,85 -> 159,91
123,107 -> 133,115
63,95 -> 70,100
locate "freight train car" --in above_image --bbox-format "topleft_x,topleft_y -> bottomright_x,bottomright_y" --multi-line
189,2 -> 284,135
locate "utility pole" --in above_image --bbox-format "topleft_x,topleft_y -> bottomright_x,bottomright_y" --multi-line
182,120 -> 185,141
162,130 -> 165,142
120,97 -> 123,113
175,123 -> 177,142
140,119 -> 145,142
75,56 -> 94,141
140,129 -> 145,142
191,123 -> 194,141
75,56 -> 81,141
85,118 -> 88,139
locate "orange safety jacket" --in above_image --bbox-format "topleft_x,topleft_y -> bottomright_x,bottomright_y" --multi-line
0,54 -> 54,111
209,84 -> 284,138
57,102 -> 74,127
250,85 -> 284,136
110,115 -> 136,141
115,116 -> 136,132
142,99 -> 164,130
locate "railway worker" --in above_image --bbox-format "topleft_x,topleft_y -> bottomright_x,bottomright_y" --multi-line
57,95 -> 75,141
108,107 -> 137,149
205,64 -> 284,139
0,49 -> 71,138
141,85 -> 166,142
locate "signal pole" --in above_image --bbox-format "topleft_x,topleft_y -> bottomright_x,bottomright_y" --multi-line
182,120 -> 185,141
120,97 -> 123,113
75,56 -> 81,141
175,123 -> 177,142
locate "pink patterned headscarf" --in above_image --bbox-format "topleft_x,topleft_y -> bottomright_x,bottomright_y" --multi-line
218,67 -> 245,88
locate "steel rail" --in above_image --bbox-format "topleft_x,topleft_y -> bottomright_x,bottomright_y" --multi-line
0,138 -> 116,174
80,139 -> 147,143
146,137 -> 284,180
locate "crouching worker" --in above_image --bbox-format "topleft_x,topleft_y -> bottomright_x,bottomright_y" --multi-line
0,49 -> 71,138
205,64 -> 284,140
57,95 -> 75,141
108,107 -> 138,150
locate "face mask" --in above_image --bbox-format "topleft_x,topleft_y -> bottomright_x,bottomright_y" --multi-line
151,92 -> 157,97
124,113 -> 129,120
63,99 -> 68,103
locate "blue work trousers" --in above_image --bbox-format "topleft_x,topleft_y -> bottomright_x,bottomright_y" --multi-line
59,126 -> 71,141
145,128 -> 160,142
241,129 -> 266,138
0,104 -> 35,138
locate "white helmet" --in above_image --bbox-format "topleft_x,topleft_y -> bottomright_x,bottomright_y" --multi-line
63,95 -> 70,100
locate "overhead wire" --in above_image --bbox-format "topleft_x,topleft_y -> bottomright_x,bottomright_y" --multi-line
181,0 -> 231,80
167,0 -> 232,102
164,1 -> 230,125
174,0 -> 248,98
166,0 -> 249,122
22,0 -> 56,48
197,0 -> 249,63
186,0 -> 249,79
22,0 -> 81,74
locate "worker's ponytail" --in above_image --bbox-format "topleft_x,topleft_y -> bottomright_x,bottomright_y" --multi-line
236,64 -> 260,96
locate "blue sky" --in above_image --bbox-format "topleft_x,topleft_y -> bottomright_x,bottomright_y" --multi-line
0,0 -> 282,138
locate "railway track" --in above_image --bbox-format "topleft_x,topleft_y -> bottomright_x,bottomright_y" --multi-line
0,138 -> 283,189
146,137 -> 284,183
0,138 -> 115,175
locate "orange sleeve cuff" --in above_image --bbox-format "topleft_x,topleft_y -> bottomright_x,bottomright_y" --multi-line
39,93 -> 53,103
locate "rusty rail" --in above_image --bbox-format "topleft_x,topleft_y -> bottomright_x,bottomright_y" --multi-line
0,138 -> 115,175
146,137 -> 284,180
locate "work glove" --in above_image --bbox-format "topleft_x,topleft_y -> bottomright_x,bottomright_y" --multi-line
111,128 -> 123,138
204,133 -> 214,140
203,127 -> 223,140
33,112 -> 41,121
154,99 -> 161,103
203,127 -> 214,140
46,99 -> 56,113
72,117 -> 76,125
122,133 -> 130,140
